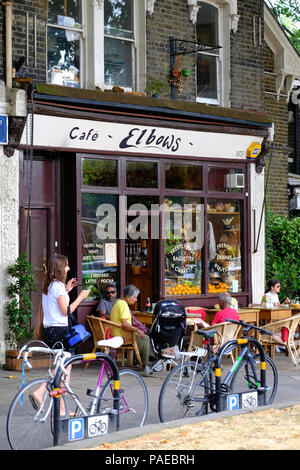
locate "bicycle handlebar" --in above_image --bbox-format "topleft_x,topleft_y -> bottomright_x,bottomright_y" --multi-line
226,318 -> 273,336
18,343 -> 72,375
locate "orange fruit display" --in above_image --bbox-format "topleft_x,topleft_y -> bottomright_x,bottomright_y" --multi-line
167,282 -> 228,296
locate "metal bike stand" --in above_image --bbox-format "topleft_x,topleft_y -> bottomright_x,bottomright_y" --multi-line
52,352 -> 120,447
214,338 -> 267,413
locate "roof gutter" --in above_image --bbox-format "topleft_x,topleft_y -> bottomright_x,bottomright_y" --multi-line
33,92 -> 272,130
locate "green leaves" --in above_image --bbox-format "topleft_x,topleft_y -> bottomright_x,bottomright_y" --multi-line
5,252 -> 37,349
266,207 -> 300,301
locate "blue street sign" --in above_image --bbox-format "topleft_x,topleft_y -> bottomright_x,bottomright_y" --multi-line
227,394 -> 239,411
0,115 -> 8,144
68,418 -> 84,441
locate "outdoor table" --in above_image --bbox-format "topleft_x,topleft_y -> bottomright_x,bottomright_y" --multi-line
258,307 -> 292,322
205,308 -> 260,326
132,311 -> 153,326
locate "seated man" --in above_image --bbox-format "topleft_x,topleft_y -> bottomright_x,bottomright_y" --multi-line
95,282 -> 118,319
198,292 -> 240,328
110,284 -> 151,376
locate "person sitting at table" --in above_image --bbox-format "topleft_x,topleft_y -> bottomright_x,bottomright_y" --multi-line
197,293 -> 240,328
261,279 -> 290,307
95,282 -> 118,319
110,284 -> 151,376
261,279 -> 291,346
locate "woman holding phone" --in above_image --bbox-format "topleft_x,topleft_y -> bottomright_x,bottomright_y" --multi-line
32,254 -> 90,412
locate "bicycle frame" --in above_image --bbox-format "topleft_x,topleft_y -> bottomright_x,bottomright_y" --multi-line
52,352 -> 120,446
214,336 -> 267,412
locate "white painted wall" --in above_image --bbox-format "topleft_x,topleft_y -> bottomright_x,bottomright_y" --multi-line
250,164 -> 265,304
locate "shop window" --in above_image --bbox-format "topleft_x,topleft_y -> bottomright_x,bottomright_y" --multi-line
164,196 -> 204,297
165,163 -> 202,191
126,161 -> 158,188
47,0 -> 82,87
208,167 -> 244,193
207,199 -> 243,294
82,158 -> 118,187
81,193 -> 118,298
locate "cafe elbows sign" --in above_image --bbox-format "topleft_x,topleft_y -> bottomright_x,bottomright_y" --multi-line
20,114 -> 263,159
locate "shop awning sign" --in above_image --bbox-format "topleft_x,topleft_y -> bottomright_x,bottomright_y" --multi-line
20,114 -> 264,160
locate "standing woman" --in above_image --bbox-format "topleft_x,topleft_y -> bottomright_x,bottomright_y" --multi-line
32,254 -> 90,410
42,254 -> 90,348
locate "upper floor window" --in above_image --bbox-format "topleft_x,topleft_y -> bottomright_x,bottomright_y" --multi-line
104,0 -> 134,89
47,0 -> 144,91
196,2 -> 221,104
47,0 -> 83,87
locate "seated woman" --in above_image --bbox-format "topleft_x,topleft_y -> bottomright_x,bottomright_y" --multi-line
110,284 -> 151,376
261,279 -> 290,307
262,279 -> 290,346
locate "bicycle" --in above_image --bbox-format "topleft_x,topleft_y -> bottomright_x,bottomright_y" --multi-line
158,319 -> 278,422
7,336 -> 148,450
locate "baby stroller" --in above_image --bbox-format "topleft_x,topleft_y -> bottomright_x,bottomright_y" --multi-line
149,299 -> 186,373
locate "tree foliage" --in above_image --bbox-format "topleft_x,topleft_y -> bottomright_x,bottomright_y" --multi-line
265,207 -> 300,301
266,0 -> 300,52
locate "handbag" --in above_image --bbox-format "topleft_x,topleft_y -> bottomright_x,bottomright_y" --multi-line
63,305 -> 91,348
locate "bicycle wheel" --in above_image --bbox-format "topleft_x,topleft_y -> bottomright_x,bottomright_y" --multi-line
230,353 -> 278,405
98,369 -> 148,431
7,378 -> 55,450
158,361 -> 209,423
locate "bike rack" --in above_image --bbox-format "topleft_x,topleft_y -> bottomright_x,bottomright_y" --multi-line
52,352 -> 120,446
214,337 -> 267,413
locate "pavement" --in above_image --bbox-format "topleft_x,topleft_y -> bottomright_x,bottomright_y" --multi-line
1,351 -> 300,451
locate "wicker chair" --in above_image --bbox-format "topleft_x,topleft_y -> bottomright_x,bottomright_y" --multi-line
86,315 -> 144,370
187,321 -> 241,363
256,313 -> 300,367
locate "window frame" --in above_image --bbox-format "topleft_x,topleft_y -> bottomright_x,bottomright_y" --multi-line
47,1 -> 145,91
46,1 -> 84,87
196,1 -> 222,105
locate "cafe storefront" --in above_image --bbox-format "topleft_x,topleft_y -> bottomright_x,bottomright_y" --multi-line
19,85 -> 271,324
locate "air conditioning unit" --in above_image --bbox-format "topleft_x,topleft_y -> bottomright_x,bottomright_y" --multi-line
290,194 -> 300,210
226,173 -> 245,188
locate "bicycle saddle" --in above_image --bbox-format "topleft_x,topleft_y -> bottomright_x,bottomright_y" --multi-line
196,329 -> 217,338
97,336 -> 124,348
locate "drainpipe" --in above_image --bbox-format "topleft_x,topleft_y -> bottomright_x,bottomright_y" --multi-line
4,1 -> 13,88
294,102 -> 299,175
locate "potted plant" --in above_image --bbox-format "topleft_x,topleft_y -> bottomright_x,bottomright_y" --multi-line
145,75 -> 169,99
5,252 -> 36,370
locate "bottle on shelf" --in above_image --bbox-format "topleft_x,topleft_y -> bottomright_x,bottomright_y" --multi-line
145,297 -> 151,313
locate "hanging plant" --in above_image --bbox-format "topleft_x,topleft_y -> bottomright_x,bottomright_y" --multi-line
169,55 -> 184,94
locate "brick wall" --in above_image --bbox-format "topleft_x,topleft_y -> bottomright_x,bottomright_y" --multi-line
146,0 -> 195,101
264,43 -> 289,216
230,0 -> 264,112
0,1 -> 47,84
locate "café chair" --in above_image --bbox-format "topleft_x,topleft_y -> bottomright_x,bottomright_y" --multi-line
187,321 -> 241,363
256,313 -> 300,366
85,315 -> 144,370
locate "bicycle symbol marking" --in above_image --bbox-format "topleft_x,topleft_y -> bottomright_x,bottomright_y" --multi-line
241,392 -> 257,409
88,415 -> 108,437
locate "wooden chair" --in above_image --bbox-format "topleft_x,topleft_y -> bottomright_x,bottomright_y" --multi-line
187,321 -> 241,363
85,315 -> 144,370
256,313 -> 300,367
